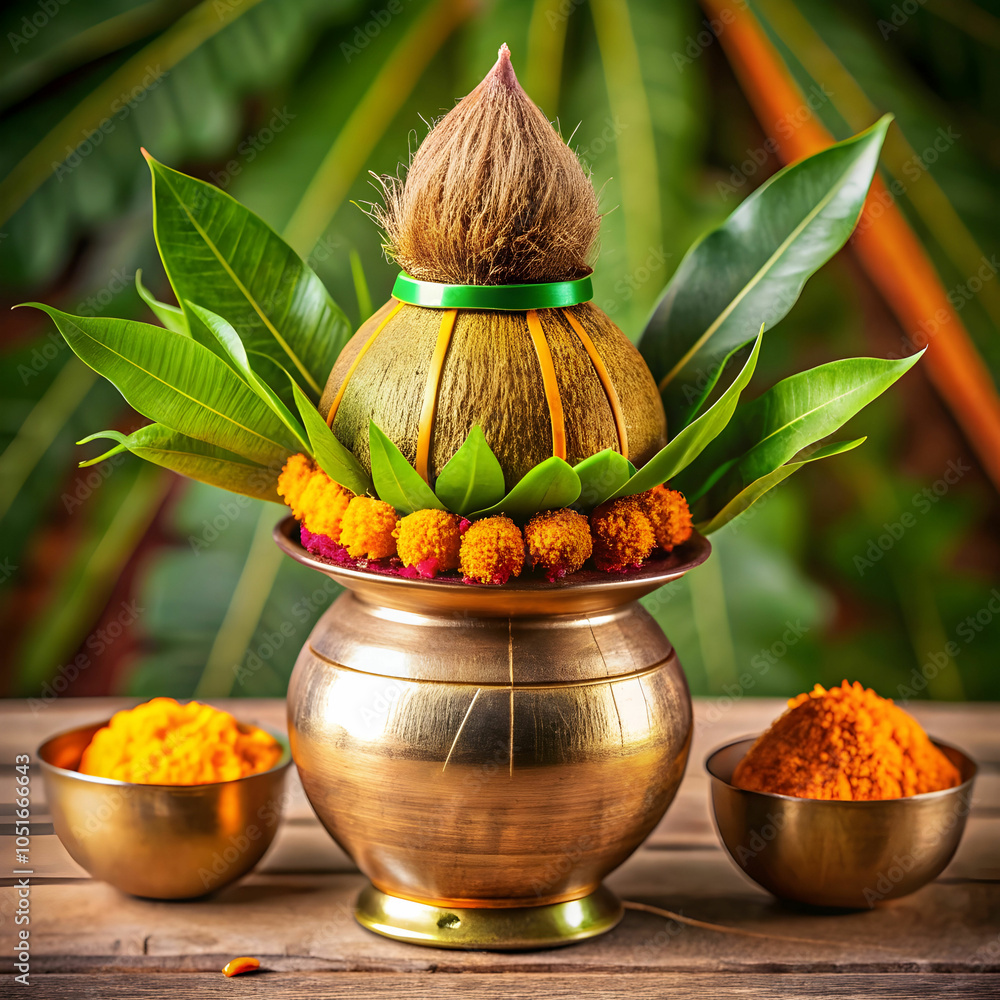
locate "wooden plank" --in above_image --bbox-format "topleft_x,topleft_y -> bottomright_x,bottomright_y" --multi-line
10,834 -> 999,973
2,697 -> 997,984
9,972 -> 1000,999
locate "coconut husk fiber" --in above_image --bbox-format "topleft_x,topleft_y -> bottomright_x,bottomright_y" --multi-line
322,44 -> 666,498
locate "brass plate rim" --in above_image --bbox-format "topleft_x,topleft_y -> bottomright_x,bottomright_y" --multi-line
274,515 -> 711,616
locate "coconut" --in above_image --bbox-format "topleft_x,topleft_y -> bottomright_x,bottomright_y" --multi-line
320,44 -> 666,492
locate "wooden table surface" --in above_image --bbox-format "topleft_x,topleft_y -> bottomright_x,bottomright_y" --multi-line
1,697 -> 997,998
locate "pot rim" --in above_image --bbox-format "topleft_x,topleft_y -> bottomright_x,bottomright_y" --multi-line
273,515 -> 711,616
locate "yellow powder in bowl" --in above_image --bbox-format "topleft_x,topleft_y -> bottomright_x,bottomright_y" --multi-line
732,680 -> 961,800
79,697 -> 282,785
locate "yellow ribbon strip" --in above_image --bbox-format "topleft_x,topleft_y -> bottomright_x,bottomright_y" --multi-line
325,300 -> 404,428
562,308 -> 629,460
526,310 -> 566,460
415,308 -> 458,482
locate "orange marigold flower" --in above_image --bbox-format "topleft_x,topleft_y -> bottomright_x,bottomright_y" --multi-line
339,496 -> 399,560
460,516 -> 524,585
278,454 -> 354,541
276,453 -> 315,511
590,497 -> 656,572
638,485 -> 693,552
394,509 -> 462,578
525,508 -> 592,581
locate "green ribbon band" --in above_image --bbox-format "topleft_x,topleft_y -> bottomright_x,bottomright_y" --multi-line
391,273 -> 593,311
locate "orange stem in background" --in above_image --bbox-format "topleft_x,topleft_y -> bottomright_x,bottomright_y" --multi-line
701,0 -> 1000,493
416,308 -> 458,482
562,308 -> 629,459
526,310 -> 567,459
325,301 -> 403,428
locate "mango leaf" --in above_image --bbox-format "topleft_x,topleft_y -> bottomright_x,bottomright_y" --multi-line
77,427 -> 281,504
614,327 -> 763,500
368,422 -> 444,515
135,270 -> 188,336
22,304 -> 299,466
433,425 -> 506,515
291,382 -> 372,497
641,115 -> 892,429
471,457 -> 581,521
144,152 -> 351,399
187,302 -> 309,453
698,438 -> 867,534
679,352 -> 923,506
574,450 -> 633,508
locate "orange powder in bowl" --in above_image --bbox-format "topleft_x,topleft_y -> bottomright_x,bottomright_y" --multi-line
732,681 -> 961,800
79,697 -> 282,785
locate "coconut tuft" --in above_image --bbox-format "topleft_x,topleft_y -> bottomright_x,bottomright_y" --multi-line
371,43 -> 600,285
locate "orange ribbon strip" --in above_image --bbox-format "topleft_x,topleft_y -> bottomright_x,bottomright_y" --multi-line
562,308 -> 629,460
415,308 -> 458,482
526,310 -> 567,460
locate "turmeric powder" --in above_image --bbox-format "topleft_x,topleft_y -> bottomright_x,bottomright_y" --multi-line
732,681 -> 961,800
79,698 -> 282,785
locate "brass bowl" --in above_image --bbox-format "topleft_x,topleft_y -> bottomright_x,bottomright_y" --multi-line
38,719 -> 291,899
706,736 -> 977,909
276,516 -> 710,948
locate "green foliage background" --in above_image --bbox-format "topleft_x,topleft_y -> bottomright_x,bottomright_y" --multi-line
1,0 -> 997,702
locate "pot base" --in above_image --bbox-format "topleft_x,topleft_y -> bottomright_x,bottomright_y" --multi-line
355,883 -> 623,950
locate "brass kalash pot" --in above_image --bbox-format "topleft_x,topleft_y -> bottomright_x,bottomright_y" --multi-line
277,521 -> 709,949
275,45 -> 708,949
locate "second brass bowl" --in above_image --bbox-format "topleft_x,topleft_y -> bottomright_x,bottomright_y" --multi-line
706,736 -> 977,909
39,718 -> 292,899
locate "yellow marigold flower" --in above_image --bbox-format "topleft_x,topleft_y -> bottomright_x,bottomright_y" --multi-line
525,508 -> 592,580
638,485 -> 693,552
277,453 -> 315,511
395,509 -> 462,577
278,453 -> 355,541
590,497 -> 656,572
460,516 -> 524,585
339,496 -> 399,560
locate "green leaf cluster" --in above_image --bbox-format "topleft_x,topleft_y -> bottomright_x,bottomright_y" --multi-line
20,119 -> 921,533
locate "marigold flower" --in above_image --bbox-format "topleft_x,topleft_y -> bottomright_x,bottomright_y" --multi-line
460,516 -> 524,585
525,508 -> 592,580
589,497 -> 656,572
278,453 -> 354,541
394,509 -> 462,578
638,485 -> 693,552
276,453 -> 314,511
339,496 -> 399,560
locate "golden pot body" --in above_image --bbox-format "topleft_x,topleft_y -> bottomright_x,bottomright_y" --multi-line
319,300 -> 667,489
279,519 -> 708,910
